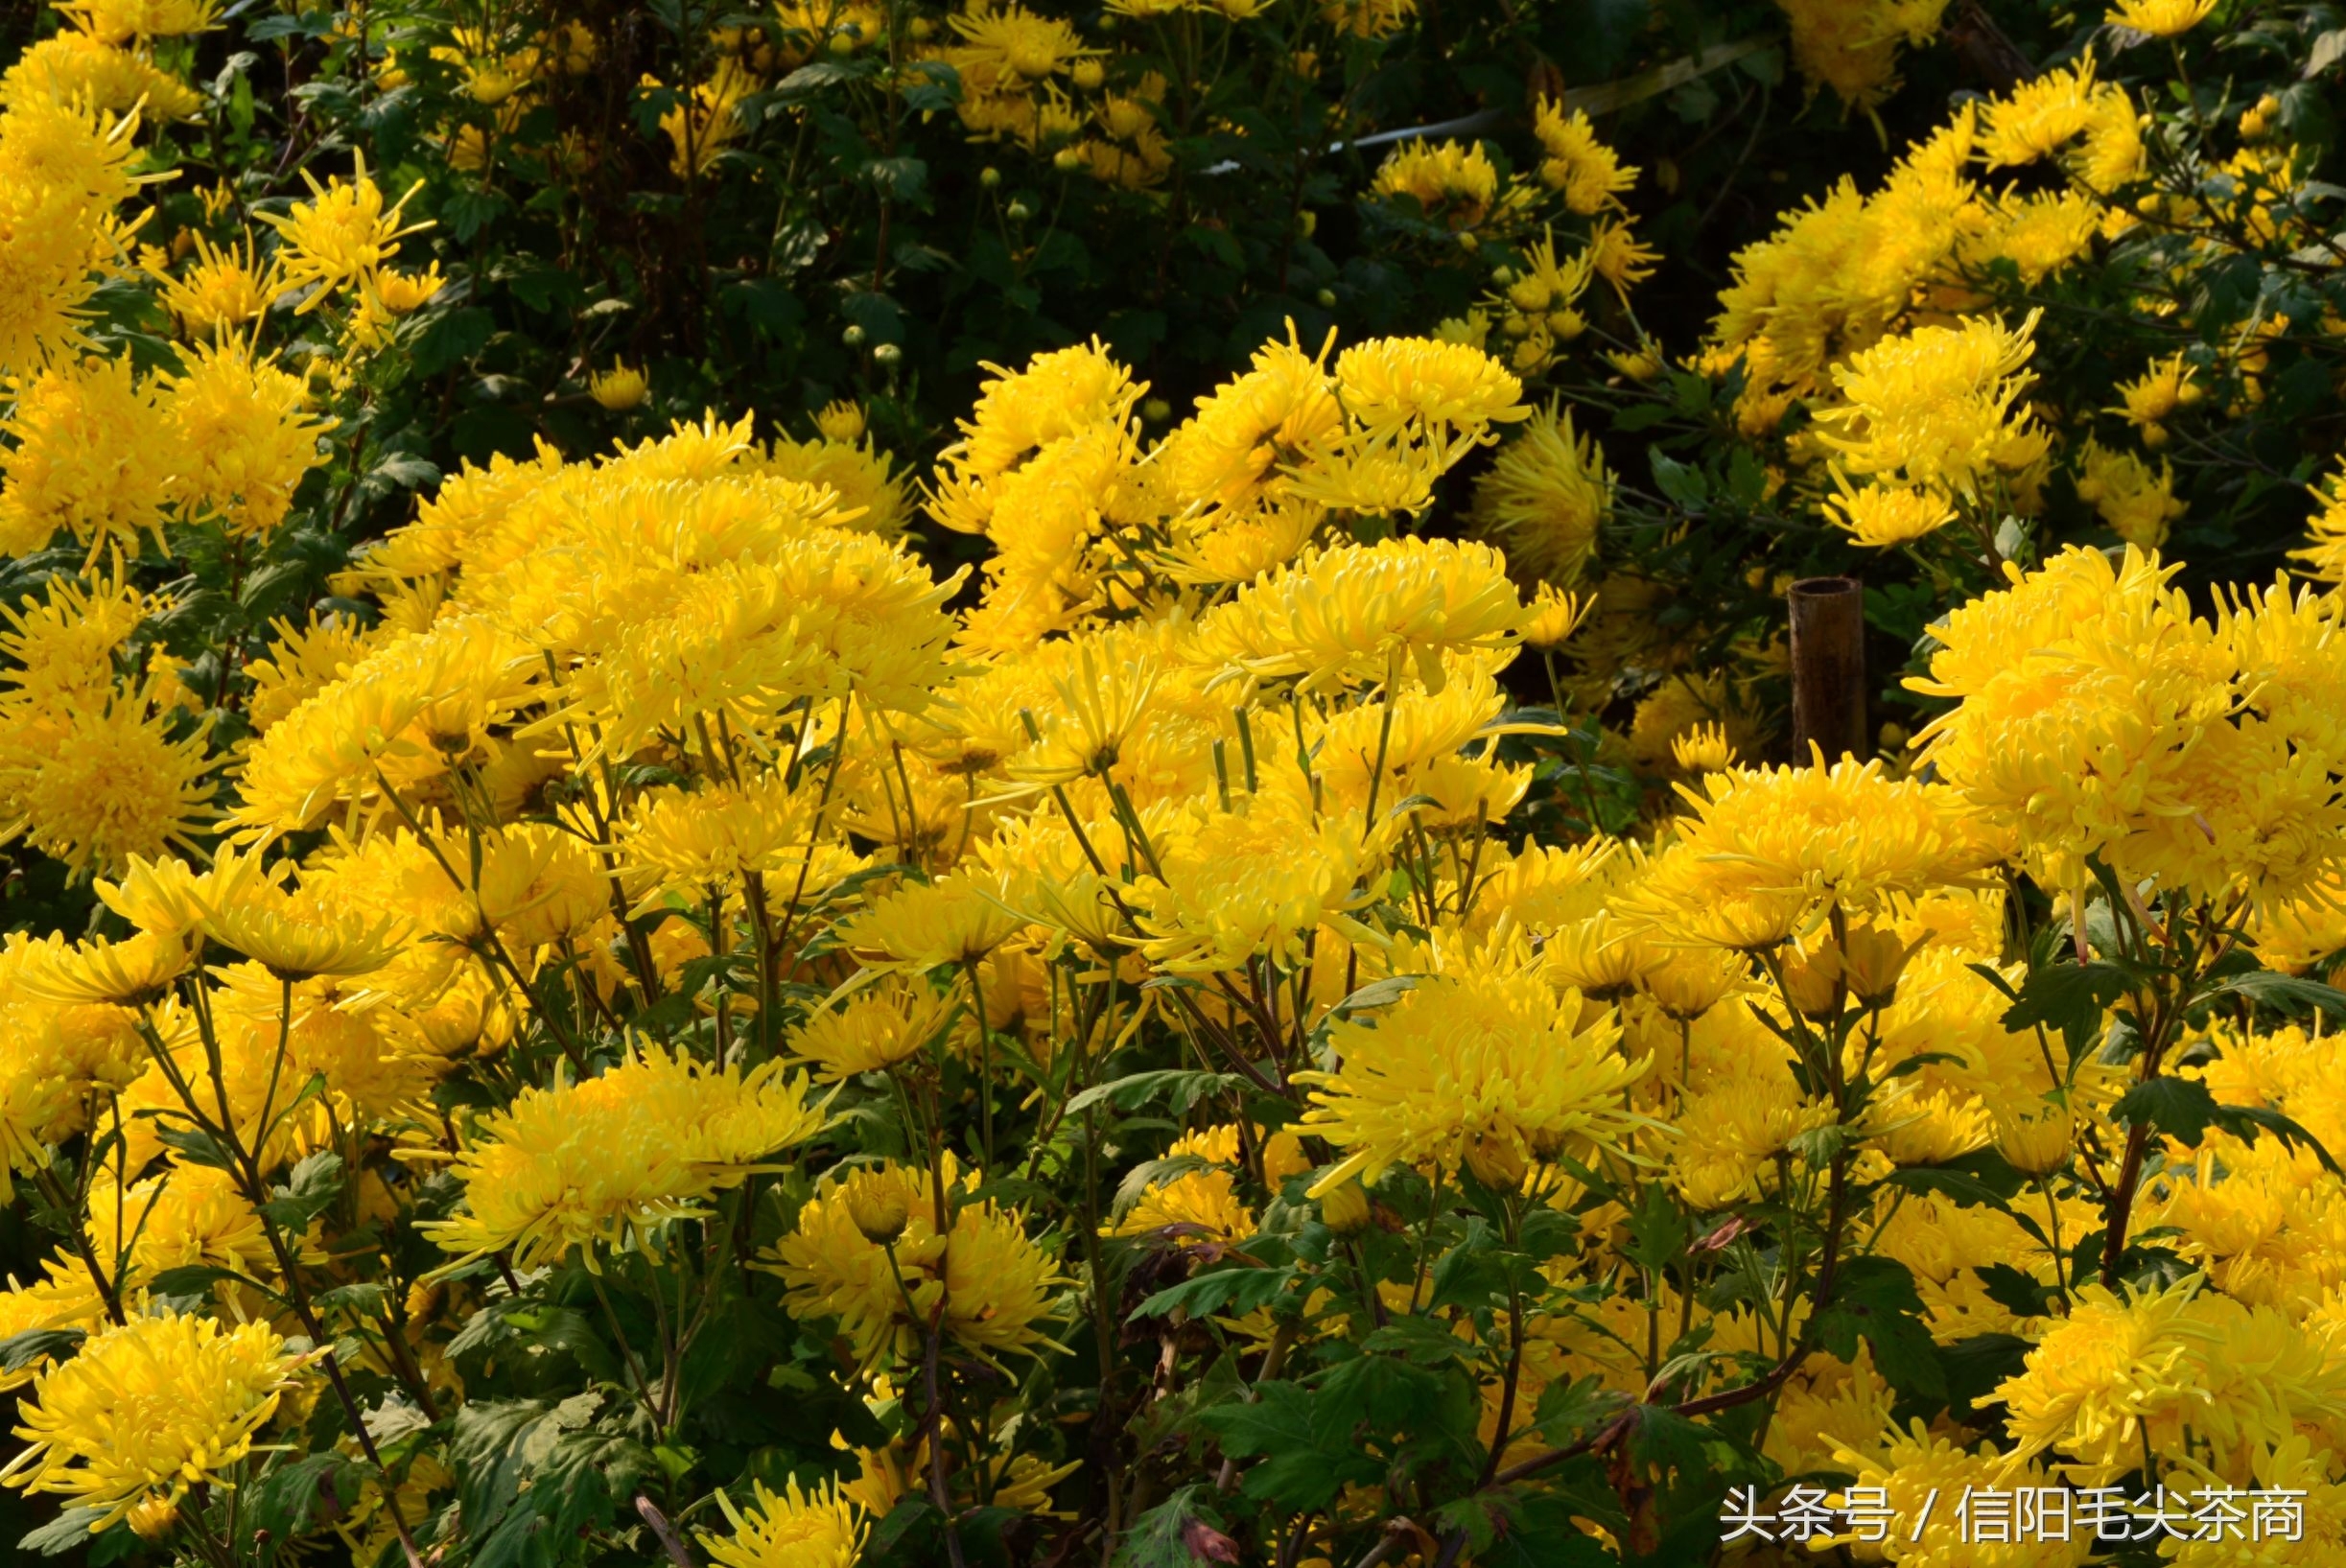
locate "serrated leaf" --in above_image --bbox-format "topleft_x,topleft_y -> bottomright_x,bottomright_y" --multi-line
262,1149 -> 344,1231
1191,1381 -> 1381,1510
1129,1265 -> 1297,1324
19,1509 -> 107,1556
1066,1069 -> 1243,1118
0,1326 -> 83,1373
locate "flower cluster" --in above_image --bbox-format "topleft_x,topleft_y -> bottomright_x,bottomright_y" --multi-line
9,3 -> 2346,1567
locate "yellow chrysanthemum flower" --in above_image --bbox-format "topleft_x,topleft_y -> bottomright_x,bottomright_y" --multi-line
1298,942 -> 1642,1196
699,1476 -> 867,1568
257,152 -> 428,310
1468,402 -> 1609,586
1813,311 -> 2047,501
2107,0 -> 2217,36
767,1156 -> 1071,1368
419,1046 -> 831,1272
0,1309 -> 310,1532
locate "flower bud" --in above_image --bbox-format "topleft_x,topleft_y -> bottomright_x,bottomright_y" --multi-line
1141,397 -> 1172,424
1779,950 -> 1844,1021
828,30 -> 856,55
128,1496 -> 179,1540
1318,1179 -> 1370,1233
849,1185 -> 910,1246
980,166 -> 1001,188
1464,1133 -> 1528,1191
874,341 -> 902,367
1639,948 -> 1747,1020
1456,230 -> 1480,252
1072,59 -> 1104,90
1007,199 -> 1032,222
1054,145 -> 1085,172
1995,1102 -> 2074,1178
1316,288 -> 1337,308
1838,922 -> 1916,1009
842,323 -> 866,347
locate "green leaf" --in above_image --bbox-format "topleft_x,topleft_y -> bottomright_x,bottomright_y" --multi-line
411,306 -> 494,375
2001,958 -> 2134,1047
1816,1256 -> 1945,1402
262,1149 -> 345,1231
19,1509 -> 107,1556
2205,969 -> 2346,1018
1876,1165 -> 2011,1209
1112,1486 -> 1237,1568
1192,1381 -> 1381,1510
1621,1181 -> 1688,1273
1466,1492 -> 1620,1567
1067,1070 -> 1244,1118
1130,1265 -> 1297,1324
451,1392 -> 656,1568
1976,1262 -> 2061,1320
0,1326 -> 83,1373
1649,451 -> 1708,510
242,1452 -> 359,1541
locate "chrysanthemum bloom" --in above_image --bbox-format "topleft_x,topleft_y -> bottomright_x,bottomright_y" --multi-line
699,1476 -> 867,1568
54,0 -> 220,42
2111,350 -> 2201,428
1157,329 -> 1343,516
931,341 -> 1138,511
1823,476 -> 1954,548
1818,1417 -> 2082,1568
2072,438 -> 2183,550
786,982 -> 957,1081
1333,336 -> 1526,453
1635,753 -> 1989,944
258,152 -> 428,310
944,4 -> 1093,92
0,1308 -> 311,1532
0,355 -> 177,558
1127,788 -> 1373,974
754,431 -> 908,536
419,1046 -> 831,1273
1372,138 -> 1498,227
842,876 -> 1024,973
1195,536 -> 1527,696
0,935 -> 145,1194
17,929 -> 191,1007
0,681 -> 218,878
1297,944 -> 1642,1196
1812,312 -> 2046,501
1109,1167 -> 1255,1248
619,773 -> 819,901
3,32 -> 201,120
2107,0 -> 2217,36
1668,721 -> 1738,776
83,1162 -> 275,1292
201,881 -> 404,980
1469,402 -> 1609,586
588,362 -> 647,410
0,564 -> 152,715
768,1157 -> 1071,1368
1907,545 -> 2244,890
1533,101 -> 1638,214
1983,1277 -> 2209,1481
156,334 -> 330,539
230,614 -> 539,834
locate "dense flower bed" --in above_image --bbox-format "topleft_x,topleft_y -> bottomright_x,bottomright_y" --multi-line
7,1 -> 2346,1566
